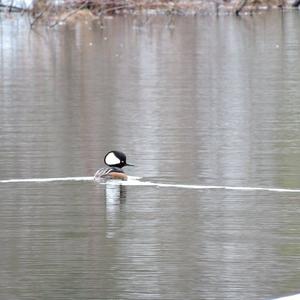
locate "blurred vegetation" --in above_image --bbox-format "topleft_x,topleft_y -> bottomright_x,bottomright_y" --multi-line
1,0 -> 299,27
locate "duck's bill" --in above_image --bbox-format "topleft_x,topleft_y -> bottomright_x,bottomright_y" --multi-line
125,163 -> 134,166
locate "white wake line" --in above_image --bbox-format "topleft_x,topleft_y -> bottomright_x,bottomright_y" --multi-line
0,176 -> 300,193
273,294 -> 300,300
117,181 -> 300,193
0,177 -> 94,183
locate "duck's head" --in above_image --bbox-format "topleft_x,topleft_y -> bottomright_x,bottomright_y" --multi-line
104,151 -> 134,168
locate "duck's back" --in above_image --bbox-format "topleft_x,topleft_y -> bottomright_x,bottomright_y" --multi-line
94,166 -> 124,181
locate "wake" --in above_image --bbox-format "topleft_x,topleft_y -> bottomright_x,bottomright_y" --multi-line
0,177 -> 94,183
0,176 -> 300,193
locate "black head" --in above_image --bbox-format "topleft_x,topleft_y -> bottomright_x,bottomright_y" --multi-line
104,151 -> 134,168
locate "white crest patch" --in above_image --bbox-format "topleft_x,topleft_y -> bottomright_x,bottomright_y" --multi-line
105,152 -> 120,165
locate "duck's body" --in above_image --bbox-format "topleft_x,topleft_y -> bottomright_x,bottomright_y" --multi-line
94,151 -> 133,181
94,166 -> 128,180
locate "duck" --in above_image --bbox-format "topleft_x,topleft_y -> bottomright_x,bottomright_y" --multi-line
94,150 -> 134,181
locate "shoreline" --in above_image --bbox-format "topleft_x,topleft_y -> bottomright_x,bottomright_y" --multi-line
0,0 -> 299,28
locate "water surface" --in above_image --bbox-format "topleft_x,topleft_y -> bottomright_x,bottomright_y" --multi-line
1,11 -> 300,299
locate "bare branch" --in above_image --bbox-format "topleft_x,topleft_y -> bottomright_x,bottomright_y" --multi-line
292,0 -> 300,6
235,0 -> 248,15
30,3 -> 51,28
0,3 -> 24,11
48,0 -> 89,28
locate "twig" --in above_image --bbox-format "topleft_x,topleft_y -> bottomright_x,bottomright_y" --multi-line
98,3 -> 135,15
9,0 -> 14,12
235,0 -> 248,15
0,3 -> 24,12
30,3 -> 50,28
48,0 -> 89,28
292,0 -> 300,6
48,1 -> 135,28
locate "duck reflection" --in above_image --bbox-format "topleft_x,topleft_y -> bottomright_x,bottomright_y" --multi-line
105,183 -> 127,239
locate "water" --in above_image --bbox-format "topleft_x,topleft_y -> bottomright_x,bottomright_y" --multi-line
1,11 -> 300,299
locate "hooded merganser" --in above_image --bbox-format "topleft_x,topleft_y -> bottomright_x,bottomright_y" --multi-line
94,150 -> 134,181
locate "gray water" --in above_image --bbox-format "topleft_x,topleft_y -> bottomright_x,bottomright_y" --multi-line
1,11 -> 300,300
